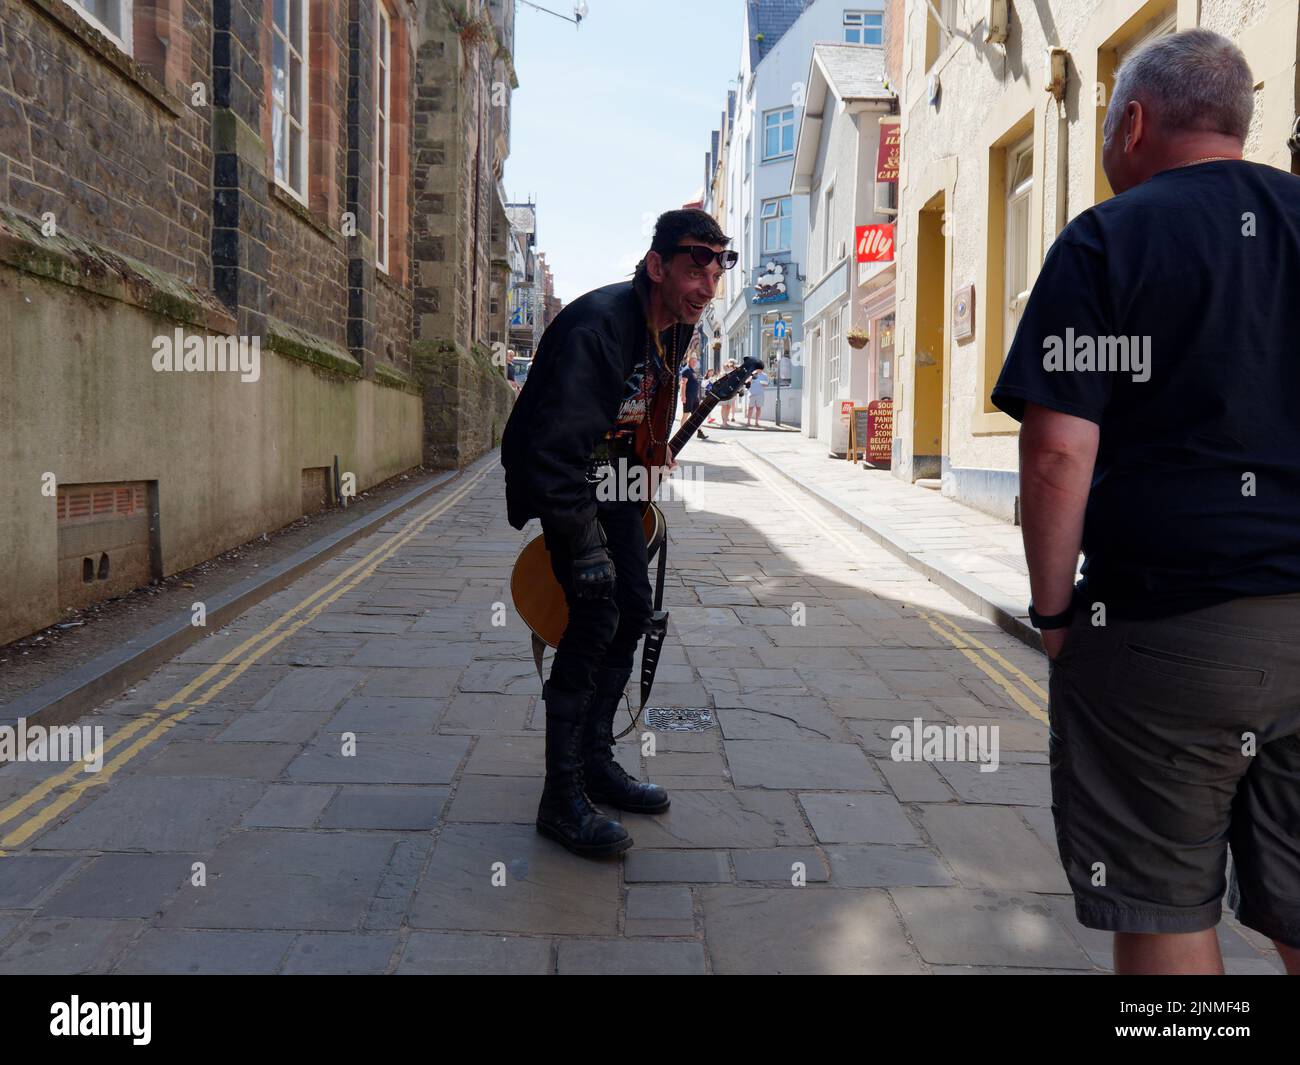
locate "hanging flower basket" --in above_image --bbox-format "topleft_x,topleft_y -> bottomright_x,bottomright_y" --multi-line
846,328 -> 870,349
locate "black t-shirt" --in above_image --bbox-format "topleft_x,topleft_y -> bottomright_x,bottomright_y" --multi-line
681,364 -> 700,407
991,160 -> 1300,619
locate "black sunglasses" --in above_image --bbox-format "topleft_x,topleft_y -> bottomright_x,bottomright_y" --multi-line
672,245 -> 739,270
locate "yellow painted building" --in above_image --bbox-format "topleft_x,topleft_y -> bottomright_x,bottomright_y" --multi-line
893,0 -> 1299,518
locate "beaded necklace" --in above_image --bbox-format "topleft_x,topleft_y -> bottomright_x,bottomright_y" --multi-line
642,317 -> 680,457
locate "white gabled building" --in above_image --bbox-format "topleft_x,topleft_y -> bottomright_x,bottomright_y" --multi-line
716,0 -> 889,427
790,42 -> 896,452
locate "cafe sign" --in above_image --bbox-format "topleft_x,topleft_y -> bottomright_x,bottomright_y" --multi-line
875,123 -> 900,183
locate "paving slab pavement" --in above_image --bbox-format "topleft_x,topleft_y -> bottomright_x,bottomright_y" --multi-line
0,446 -> 1283,973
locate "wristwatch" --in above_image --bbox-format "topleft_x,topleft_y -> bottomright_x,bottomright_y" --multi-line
1028,598 -> 1075,630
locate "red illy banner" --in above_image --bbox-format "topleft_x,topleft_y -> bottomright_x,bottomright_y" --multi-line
856,223 -> 895,263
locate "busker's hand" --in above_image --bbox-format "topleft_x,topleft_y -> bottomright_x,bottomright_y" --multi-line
1041,627 -> 1070,661
569,518 -> 615,600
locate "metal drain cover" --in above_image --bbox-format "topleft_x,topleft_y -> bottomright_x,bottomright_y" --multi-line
644,706 -> 716,732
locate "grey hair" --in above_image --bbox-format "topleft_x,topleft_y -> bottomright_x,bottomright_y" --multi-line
1102,28 -> 1254,142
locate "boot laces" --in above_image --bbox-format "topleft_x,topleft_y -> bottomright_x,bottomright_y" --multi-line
590,733 -> 638,790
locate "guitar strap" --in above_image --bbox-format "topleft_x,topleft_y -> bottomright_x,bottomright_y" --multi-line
634,520 -> 670,730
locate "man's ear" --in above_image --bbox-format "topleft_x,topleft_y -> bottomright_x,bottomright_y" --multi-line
1124,100 -> 1144,152
646,250 -> 667,283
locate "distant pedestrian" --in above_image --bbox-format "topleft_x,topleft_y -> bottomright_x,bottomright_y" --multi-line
745,367 -> 768,427
702,369 -> 719,424
719,359 -> 737,426
679,352 -> 706,439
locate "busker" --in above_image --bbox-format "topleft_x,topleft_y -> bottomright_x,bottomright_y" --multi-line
501,208 -> 734,858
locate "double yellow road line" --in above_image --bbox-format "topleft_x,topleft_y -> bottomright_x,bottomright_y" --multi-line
726,443 -> 1047,724
0,466 -> 492,854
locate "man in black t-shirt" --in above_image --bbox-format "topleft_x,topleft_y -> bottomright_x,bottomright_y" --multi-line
991,28 -> 1300,975
679,351 -> 706,439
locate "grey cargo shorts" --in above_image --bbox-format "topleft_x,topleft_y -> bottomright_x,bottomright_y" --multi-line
1047,591 -> 1300,946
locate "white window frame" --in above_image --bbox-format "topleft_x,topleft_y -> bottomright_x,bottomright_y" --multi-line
762,107 -> 795,161
760,196 -> 791,254
744,129 -> 752,178
743,212 -> 751,276
1004,135 -> 1034,354
844,10 -> 883,45
825,309 -> 841,405
62,0 -> 133,54
822,184 -> 835,274
375,2 -> 392,273
272,0 -> 310,203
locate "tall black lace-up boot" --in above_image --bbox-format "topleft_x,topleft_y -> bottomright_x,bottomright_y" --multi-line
536,680 -> 633,857
581,664 -> 670,814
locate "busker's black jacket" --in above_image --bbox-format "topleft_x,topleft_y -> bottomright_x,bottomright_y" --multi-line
501,269 -> 695,536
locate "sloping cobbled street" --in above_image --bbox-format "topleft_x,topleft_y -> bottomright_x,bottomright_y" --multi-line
0,441 -> 1283,974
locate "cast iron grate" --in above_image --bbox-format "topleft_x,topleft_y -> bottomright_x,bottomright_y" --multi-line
644,706 -> 716,732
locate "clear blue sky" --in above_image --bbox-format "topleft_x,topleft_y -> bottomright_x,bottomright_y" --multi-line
507,0 -> 745,304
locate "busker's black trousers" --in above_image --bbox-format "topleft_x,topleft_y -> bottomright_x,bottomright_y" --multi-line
540,498 -> 652,695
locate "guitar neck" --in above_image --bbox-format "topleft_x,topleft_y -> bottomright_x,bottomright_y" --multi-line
668,392 -> 720,458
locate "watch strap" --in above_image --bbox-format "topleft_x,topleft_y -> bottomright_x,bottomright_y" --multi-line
1028,598 -> 1076,630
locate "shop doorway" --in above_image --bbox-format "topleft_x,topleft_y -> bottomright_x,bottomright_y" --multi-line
911,193 -> 947,480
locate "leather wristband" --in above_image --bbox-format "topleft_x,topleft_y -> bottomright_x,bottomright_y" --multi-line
1028,598 -> 1075,630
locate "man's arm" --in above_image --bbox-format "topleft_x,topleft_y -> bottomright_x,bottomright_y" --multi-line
529,325 -> 626,536
1019,402 -> 1098,653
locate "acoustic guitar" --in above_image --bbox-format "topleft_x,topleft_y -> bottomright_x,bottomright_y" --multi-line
511,356 -> 763,649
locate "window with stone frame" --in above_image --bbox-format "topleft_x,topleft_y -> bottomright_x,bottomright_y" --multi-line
60,1 -> 193,96
371,0 -> 410,282
271,0 -> 309,201
62,0 -> 133,53
375,1 -> 392,272
1004,135 -> 1034,356
924,0 -> 957,69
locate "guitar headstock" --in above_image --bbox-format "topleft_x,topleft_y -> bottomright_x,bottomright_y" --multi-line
709,356 -> 764,402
